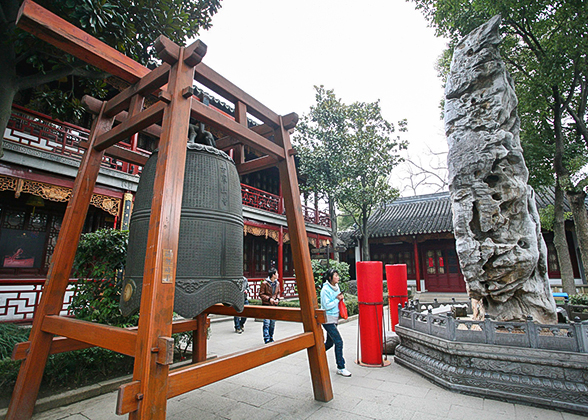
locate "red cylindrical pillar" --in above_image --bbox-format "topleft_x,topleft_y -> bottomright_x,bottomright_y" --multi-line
385,264 -> 408,332
356,261 -> 384,366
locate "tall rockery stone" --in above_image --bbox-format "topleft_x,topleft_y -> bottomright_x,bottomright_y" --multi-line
444,15 -> 557,323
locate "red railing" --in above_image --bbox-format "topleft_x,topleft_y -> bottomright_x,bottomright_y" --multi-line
6,105 -> 149,175
241,183 -> 330,227
245,277 -> 298,301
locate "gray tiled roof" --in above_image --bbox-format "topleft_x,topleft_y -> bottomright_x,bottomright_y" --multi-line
366,192 -> 454,238
359,187 -> 586,240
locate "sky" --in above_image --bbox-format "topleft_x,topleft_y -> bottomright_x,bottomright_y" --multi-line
197,0 -> 450,196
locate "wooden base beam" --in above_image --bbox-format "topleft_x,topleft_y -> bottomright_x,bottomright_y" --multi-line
117,332 -> 315,415
41,316 -> 137,357
12,318 -> 209,360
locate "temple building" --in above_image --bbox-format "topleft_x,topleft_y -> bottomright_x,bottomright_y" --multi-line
341,191 -> 587,294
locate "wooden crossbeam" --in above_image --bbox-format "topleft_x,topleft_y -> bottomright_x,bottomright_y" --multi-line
41,316 -> 137,357
83,95 -> 163,139
194,64 -> 281,129
206,304 -> 326,324
104,63 -> 171,118
17,0 -> 148,83
117,332 -> 315,415
190,99 -> 285,159
94,101 -> 166,151
236,155 -> 280,175
12,318 -> 209,360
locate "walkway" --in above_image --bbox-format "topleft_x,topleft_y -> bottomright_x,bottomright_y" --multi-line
10,314 -> 584,419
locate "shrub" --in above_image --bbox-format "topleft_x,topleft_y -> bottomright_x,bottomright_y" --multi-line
0,323 -> 30,360
70,228 -> 138,327
311,259 -> 351,298
570,293 -> 588,306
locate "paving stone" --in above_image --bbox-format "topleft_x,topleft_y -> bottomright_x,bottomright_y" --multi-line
224,385 -> 278,408
514,404 -> 565,420
351,399 -> 415,419
346,375 -> 386,390
561,412 -> 588,420
319,393 -> 362,412
306,406 -> 375,420
340,384 -> 395,405
215,400 -> 282,420
447,404 -> 518,420
260,395 -> 322,418
482,398 -> 516,416
410,411 -> 452,420
390,394 -> 451,416
426,388 -> 485,410
382,382 -> 429,398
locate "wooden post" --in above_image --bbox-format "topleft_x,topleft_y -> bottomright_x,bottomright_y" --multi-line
275,119 -> 333,402
128,41 -> 200,420
6,104 -> 114,420
192,313 -> 208,363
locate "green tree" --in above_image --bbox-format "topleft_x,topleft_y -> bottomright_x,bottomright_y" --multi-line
412,0 -> 588,294
0,0 -> 222,157
294,86 -> 407,262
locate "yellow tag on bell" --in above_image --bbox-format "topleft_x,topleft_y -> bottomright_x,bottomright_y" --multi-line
162,249 -> 174,283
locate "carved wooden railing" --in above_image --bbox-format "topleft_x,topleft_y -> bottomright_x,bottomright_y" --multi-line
0,279 -> 76,323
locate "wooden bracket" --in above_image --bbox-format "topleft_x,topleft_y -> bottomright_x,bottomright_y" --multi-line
181,86 -> 195,99
184,40 -> 207,67
158,90 -> 172,104
155,337 -> 174,365
155,35 -> 207,67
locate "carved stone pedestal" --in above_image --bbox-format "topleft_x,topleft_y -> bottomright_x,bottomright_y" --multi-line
395,325 -> 588,415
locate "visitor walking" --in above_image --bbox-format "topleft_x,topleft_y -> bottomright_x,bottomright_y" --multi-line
234,277 -> 250,333
259,268 -> 280,343
321,268 -> 351,377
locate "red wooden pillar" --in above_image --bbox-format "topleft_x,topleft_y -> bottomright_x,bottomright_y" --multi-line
278,226 -> 284,296
413,237 -> 421,292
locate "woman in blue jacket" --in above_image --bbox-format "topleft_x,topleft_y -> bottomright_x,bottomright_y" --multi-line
320,268 -> 351,377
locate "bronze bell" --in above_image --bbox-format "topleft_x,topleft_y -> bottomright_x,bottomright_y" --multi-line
120,138 -> 245,318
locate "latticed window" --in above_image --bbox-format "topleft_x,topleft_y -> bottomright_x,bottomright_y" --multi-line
427,250 -> 436,274
547,243 -> 559,274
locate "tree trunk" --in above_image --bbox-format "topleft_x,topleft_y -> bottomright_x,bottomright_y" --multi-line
0,81 -> 17,159
552,87 -> 577,295
328,197 -> 339,262
567,189 -> 588,282
361,208 -> 370,262
554,181 -> 576,295
0,10 -> 18,159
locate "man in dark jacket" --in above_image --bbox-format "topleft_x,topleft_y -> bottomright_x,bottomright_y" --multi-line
259,268 -> 280,343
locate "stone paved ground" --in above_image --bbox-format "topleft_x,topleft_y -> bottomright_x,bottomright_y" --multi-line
12,312 -> 586,420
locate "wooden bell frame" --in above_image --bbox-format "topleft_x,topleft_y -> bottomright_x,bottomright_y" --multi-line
7,2 -> 333,419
